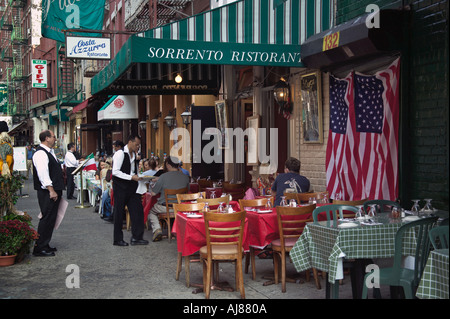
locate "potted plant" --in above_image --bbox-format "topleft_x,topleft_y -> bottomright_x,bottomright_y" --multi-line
0,215 -> 39,266
1,171 -> 26,217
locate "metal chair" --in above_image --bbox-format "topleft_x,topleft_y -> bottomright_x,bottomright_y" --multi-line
362,216 -> 439,299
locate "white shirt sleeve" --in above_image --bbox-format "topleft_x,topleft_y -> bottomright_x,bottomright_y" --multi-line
112,150 -> 132,180
33,149 -> 52,188
64,152 -> 78,167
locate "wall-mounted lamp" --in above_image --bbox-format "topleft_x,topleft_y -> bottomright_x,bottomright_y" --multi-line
164,109 -> 177,130
181,104 -> 193,127
138,118 -> 147,131
175,73 -> 183,83
273,78 -> 290,108
151,112 -> 161,130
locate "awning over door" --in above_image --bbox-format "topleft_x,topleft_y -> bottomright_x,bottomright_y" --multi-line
300,9 -> 404,70
98,95 -> 138,121
91,0 -> 334,95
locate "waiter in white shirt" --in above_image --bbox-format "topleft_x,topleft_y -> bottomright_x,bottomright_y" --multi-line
64,142 -> 79,200
32,130 -> 64,257
111,134 -> 148,246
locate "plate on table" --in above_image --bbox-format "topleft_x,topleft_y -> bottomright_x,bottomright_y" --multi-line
338,222 -> 359,228
257,209 -> 273,214
245,208 -> 256,212
186,214 -> 202,218
360,221 -> 383,226
403,215 -> 420,222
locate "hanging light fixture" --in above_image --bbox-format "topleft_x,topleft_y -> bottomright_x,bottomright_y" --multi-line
138,120 -> 147,131
151,112 -> 161,130
181,104 -> 192,127
273,78 -> 290,108
175,73 -> 183,83
164,109 -> 176,130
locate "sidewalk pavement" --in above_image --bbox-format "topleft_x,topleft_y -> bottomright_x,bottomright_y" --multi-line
1,177 -> 359,300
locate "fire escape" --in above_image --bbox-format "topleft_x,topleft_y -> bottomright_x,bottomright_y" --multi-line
0,0 -> 27,124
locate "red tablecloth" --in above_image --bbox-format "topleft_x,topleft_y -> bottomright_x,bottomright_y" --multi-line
172,213 -> 250,257
245,209 -> 279,249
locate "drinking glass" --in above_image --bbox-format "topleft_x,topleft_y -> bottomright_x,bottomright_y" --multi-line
210,190 -> 216,199
368,204 -> 377,222
217,203 -> 224,213
422,199 -> 434,216
265,200 -> 273,210
355,205 -> 364,219
391,206 -> 400,219
308,197 -> 317,204
280,196 -> 288,207
289,199 -> 297,207
203,202 -> 210,213
411,200 -> 420,216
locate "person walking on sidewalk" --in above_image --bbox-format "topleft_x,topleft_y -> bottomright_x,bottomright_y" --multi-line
64,142 -> 79,200
111,135 -> 148,246
32,130 -> 64,257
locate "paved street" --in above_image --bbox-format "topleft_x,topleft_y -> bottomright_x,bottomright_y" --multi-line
1,177 -> 359,300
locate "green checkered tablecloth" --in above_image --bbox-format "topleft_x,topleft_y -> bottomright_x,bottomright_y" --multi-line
291,216 -> 418,284
416,249 -> 449,299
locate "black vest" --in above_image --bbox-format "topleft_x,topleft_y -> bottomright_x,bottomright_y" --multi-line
33,146 -> 65,191
112,151 -> 138,193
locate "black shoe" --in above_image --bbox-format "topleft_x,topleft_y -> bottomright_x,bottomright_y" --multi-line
67,196 -> 76,200
131,238 -> 149,245
45,245 -> 57,252
113,240 -> 129,246
104,217 -> 113,223
33,250 -> 55,257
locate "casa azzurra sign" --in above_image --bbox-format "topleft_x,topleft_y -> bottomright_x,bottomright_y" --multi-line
66,36 -> 111,60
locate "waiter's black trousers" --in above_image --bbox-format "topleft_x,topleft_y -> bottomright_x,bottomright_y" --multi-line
113,189 -> 144,242
66,167 -> 76,199
35,189 -> 62,252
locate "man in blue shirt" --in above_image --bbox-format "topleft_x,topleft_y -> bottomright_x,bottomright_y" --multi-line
26,144 -> 34,179
271,157 -> 310,206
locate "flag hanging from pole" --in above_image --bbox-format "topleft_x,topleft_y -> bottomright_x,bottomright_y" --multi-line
326,58 -> 400,201
83,153 -> 97,171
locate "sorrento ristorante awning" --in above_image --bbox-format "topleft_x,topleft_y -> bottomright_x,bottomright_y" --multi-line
91,0 -> 334,95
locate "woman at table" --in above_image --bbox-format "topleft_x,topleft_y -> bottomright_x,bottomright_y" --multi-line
271,157 -> 310,206
142,158 -> 158,176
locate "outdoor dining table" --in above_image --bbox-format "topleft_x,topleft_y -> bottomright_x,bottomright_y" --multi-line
416,248 -> 449,299
290,213 -> 420,298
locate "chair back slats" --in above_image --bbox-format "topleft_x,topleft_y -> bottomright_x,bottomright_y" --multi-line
198,179 -> 213,191
296,191 -> 328,203
176,192 -> 206,203
165,187 -> 189,207
204,211 -> 246,249
173,203 -> 206,214
198,196 -> 229,206
276,205 -> 316,246
429,225 -> 449,249
239,198 -> 268,209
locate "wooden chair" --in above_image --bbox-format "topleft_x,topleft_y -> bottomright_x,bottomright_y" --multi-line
173,202 -> 206,287
223,182 -> 245,200
200,210 -> 246,299
238,198 -> 268,210
239,198 -> 269,280
282,192 -> 299,202
161,187 -> 188,242
296,191 -> 329,204
197,179 -> 213,191
272,204 -> 318,293
176,192 -> 206,204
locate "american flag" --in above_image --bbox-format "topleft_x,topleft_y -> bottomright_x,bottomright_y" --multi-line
326,58 -> 400,201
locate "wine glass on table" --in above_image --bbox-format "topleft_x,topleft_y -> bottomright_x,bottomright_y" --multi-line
411,199 -> 420,216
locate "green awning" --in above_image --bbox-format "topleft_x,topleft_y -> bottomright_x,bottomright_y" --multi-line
92,0 -> 334,95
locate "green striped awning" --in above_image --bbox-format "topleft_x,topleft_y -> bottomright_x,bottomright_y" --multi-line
91,0 -> 333,95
